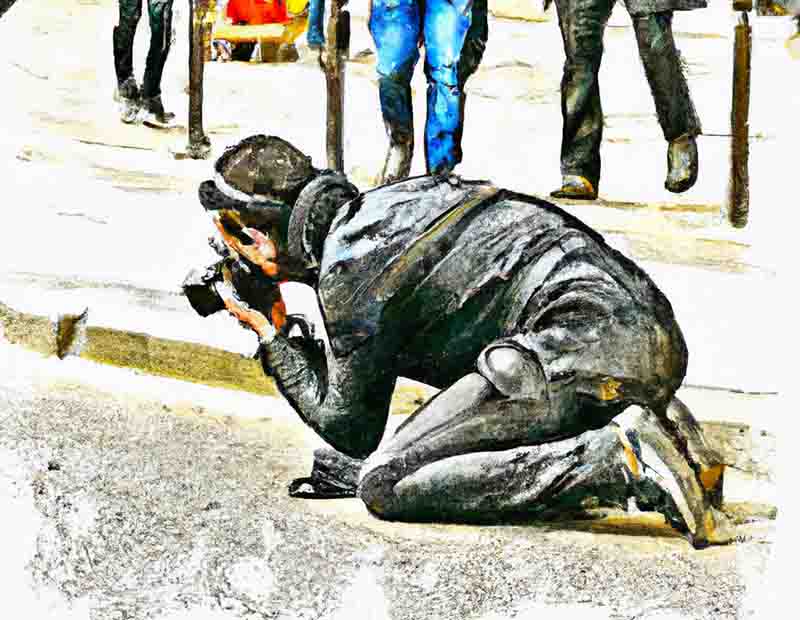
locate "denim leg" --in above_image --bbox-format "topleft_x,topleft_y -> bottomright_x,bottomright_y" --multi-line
554,0 -> 615,188
369,0 -> 422,146
141,0 -> 173,98
113,0 -> 143,86
633,12 -> 701,142
423,0 -> 472,174
307,0 -> 326,48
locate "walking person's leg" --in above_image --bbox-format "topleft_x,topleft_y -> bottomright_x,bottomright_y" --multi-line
369,0 -> 422,184
550,0 -> 615,199
632,11 -> 702,193
422,0 -> 473,175
113,0 -> 144,123
141,0 -> 176,127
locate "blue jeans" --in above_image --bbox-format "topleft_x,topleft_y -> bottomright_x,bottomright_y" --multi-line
370,0 -> 487,174
307,0 -> 325,49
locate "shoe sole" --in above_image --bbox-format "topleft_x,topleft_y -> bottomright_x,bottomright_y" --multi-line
665,170 -> 698,194
550,190 -> 597,201
141,116 -> 178,130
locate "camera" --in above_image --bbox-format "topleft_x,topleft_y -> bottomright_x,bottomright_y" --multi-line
183,236 -> 326,370
182,236 -> 282,319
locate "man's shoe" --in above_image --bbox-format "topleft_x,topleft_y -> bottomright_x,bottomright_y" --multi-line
379,141 -> 413,185
141,95 -> 177,129
550,175 -> 597,200
665,134 -> 698,194
288,447 -> 363,499
114,77 -> 141,125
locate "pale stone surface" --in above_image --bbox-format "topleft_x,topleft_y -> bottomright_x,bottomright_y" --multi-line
0,343 -> 781,620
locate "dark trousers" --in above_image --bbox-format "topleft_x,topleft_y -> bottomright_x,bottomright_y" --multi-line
113,0 -> 174,98
554,0 -> 701,187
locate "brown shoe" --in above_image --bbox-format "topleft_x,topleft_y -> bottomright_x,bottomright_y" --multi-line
550,175 -> 597,200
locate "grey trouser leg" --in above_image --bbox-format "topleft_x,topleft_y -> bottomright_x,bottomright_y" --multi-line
358,401 -> 697,533
632,12 -> 702,141
553,0 -> 616,188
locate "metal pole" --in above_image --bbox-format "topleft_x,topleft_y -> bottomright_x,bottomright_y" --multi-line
729,3 -> 753,227
187,0 -> 212,159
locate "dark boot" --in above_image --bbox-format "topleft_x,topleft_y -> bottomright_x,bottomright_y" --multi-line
550,175 -> 598,200
141,94 -> 177,129
665,134 -> 698,193
114,76 -> 141,124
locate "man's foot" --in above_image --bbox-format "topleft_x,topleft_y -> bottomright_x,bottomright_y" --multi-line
665,134 -> 698,193
289,447 -> 363,500
114,77 -> 140,124
141,95 -> 177,129
288,477 -> 357,499
688,506 -> 737,549
550,175 -> 598,200
379,141 -> 413,185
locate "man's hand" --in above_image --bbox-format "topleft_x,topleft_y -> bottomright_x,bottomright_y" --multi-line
216,268 -> 282,340
213,215 -> 280,279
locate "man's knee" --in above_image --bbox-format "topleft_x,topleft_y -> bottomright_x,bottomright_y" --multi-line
357,461 -> 400,519
476,344 -> 547,401
377,61 -> 416,89
426,61 -> 461,89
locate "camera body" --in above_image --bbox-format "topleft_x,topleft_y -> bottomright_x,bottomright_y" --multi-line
183,241 -> 326,372
182,237 -> 282,320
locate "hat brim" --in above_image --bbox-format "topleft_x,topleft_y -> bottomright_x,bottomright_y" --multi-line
198,180 -> 287,230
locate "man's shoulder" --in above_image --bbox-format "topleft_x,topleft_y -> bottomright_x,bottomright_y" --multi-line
317,175 -> 499,355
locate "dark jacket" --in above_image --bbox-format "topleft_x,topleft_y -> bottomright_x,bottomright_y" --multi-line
262,174 -> 686,457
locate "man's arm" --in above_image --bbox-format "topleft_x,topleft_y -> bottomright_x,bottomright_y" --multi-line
220,276 -> 396,459
259,331 -> 396,459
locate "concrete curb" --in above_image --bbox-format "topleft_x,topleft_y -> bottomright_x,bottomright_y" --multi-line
0,297 -> 278,397
0,272 -> 438,413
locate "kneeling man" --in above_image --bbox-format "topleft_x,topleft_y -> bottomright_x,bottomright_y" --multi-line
189,135 -> 731,548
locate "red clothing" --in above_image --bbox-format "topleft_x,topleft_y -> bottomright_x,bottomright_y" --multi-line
226,0 -> 288,25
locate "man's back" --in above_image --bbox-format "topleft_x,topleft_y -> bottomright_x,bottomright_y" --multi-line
315,176 -> 679,390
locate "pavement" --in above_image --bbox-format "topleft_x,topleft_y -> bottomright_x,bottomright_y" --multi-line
0,342 -> 784,620
0,1 -> 790,617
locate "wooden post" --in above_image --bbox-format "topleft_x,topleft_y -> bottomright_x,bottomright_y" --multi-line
319,0 -> 350,172
187,0 -> 212,159
729,3 -> 753,228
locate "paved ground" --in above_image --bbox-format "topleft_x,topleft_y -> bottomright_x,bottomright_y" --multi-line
0,343 -> 781,620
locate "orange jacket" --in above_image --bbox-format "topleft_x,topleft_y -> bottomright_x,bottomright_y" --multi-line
226,0 -> 288,25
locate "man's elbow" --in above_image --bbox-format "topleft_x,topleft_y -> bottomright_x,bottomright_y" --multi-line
316,413 -> 385,461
